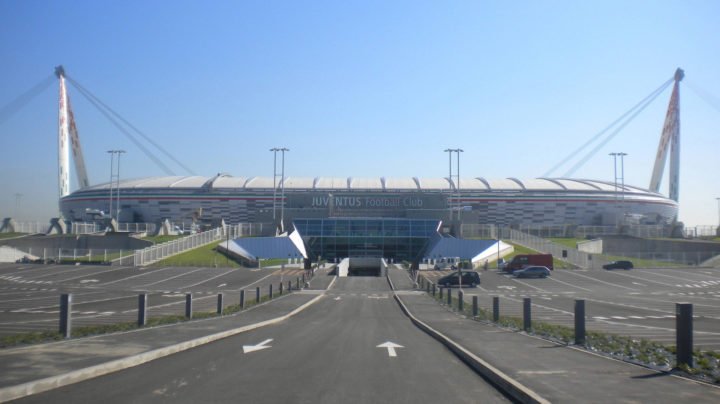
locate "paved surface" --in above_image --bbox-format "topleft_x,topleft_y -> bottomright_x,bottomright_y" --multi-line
421,266 -> 720,349
1,266 -> 720,402
5,276 -> 508,403
388,266 -> 720,403
0,263 -> 311,337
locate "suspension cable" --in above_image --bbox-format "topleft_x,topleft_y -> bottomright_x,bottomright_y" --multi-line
0,74 -> 55,126
543,77 -> 674,178
68,80 -> 176,176
685,80 -> 720,115
65,75 -> 196,175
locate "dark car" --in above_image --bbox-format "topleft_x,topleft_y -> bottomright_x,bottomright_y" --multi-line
512,266 -> 551,278
602,260 -> 634,270
437,271 -> 481,287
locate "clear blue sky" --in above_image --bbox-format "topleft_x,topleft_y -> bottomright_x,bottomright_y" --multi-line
1,1 -> 718,227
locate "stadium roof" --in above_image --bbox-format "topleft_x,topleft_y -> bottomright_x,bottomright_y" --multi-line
81,175 -> 661,195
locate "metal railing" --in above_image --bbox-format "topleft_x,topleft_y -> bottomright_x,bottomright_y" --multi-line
133,223 -> 266,266
503,227 -> 599,269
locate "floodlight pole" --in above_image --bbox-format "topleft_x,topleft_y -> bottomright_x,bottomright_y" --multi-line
270,148 -> 278,220
116,150 -> 125,221
444,149 -> 453,220
618,152 -> 627,223
280,148 -> 289,231
107,150 -> 125,221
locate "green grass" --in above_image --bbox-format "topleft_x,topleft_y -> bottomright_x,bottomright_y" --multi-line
0,232 -> 26,239
143,235 -> 184,244
548,238 -> 584,249
0,287 -> 293,348
154,240 -> 242,267
419,273 -> 720,384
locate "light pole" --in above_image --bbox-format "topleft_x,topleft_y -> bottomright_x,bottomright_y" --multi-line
609,152 -> 627,225
618,152 -> 627,223
281,148 -> 288,230
444,148 -> 463,221
14,193 -> 22,219
716,198 -> 720,228
107,150 -> 126,221
270,148 -> 279,220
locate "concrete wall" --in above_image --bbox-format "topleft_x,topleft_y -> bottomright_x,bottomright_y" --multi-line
578,239 -> 603,254
0,233 -> 152,251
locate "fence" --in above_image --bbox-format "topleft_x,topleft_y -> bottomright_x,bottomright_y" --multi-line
11,247 -> 135,265
459,224 -> 674,240
133,223 -> 267,266
503,227 -> 600,269
2,222 -> 50,234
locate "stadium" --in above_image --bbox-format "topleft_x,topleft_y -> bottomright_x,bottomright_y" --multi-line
59,174 -> 678,230
51,67 -> 683,239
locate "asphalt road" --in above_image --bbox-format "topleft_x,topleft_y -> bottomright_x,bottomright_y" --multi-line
422,266 -> 720,349
14,277 -> 510,403
0,263 -> 308,336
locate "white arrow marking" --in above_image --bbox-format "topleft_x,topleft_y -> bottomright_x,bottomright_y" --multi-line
497,286 -> 515,290
377,341 -> 404,357
243,338 -> 273,354
334,296 -> 342,301
218,283 -> 227,288
80,279 -> 99,283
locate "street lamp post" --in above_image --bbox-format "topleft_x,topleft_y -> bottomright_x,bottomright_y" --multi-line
609,152 -> 626,225
716,198 -> 720,229
107,150 -> 126,222
270,148 -> 278,220
14,193 -> 22,219
444,148 -> 464,221
270,147 -> 289,230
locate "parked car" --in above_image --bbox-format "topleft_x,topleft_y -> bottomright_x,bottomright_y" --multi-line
602,260 -> 634,270
437,271 -> 481,287
503,254 -> 554,272
512,266 -> 551,278
433,262 -> 456,271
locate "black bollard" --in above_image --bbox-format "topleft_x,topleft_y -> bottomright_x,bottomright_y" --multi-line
676,303 -> 694,368
217,293 -> 224,315
185,293 -> 193,319
138,294 -> 147,326
493,296 -> 499,322
60,294 -> 72,338
574,300 -> 586,345
523,297 -> 532,332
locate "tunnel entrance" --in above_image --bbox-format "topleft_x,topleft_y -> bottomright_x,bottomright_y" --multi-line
342,257 -> 383,277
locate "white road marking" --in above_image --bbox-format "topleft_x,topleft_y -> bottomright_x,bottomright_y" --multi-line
377,341 -> 404,357
243,339 -> 273,354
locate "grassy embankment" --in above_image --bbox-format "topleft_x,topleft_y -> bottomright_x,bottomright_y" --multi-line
421,275 -> 720,383
0,232 -> 26,240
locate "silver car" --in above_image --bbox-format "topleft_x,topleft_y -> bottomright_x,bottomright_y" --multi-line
512,266 -> 551,278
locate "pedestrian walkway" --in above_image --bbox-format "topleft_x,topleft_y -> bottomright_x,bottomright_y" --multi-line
0,292 -> 319,401
387,266 -> 720,403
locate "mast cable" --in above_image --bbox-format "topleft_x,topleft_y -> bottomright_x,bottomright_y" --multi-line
0,74 -> 55,125
68,81 -> 176,176
65,75 -> 195,175
543,77 -> 673,177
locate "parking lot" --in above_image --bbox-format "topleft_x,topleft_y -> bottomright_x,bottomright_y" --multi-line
421,266 -> 720,350
0,263 -> 307,337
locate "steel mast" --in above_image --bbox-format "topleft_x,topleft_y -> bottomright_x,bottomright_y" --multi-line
56,65 -> 90,205
649,68 -> 683,202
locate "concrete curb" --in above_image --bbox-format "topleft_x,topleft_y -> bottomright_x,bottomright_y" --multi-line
0,293 -> 325,403
387,269 -> 549,404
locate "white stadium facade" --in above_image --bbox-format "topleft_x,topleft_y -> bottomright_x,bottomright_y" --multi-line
59,175 -> 678,229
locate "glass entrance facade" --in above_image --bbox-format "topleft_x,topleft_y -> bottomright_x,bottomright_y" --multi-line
293,218 -> 440,262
